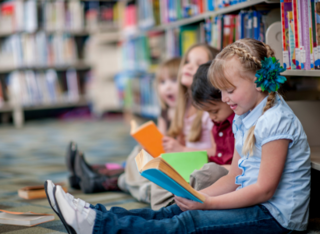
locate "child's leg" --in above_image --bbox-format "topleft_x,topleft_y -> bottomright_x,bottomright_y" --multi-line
189,162 -> 228,190
91,203 -> 182,220
150,163 -> 228,210
93,204 -> 290,234
117,145 -> 151,202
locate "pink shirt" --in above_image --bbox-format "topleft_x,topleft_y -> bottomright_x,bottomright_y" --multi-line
184,112 -> 213,149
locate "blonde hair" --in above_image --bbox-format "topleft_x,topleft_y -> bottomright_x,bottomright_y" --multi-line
155,57 -> 181,110
168,44 -> 220,142
208,38 -> 276,156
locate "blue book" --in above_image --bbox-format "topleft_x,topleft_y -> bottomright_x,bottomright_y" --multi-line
207,0 -> 214,11
239,11 -> 247,39
253,11 -> 260,40
135,149 -> 206,203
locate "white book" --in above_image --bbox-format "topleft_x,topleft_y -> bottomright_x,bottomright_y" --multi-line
0,210 -> 54,227
66,69 -> 79,101
24,0 -> 37,33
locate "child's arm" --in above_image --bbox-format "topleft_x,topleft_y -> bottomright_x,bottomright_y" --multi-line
162,135 -> 216,156
157,116 -> 167,135
175,139 -> 290,211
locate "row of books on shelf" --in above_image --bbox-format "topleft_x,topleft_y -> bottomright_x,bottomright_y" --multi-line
114,71 -> 160,119
209,9 -> 277,50
281,0 -> 320,70
127,9 -> 277,63
124,0 -> 249,32
5,69 -> 88,107
0,0 -> 121,34
0,32 -> 82,69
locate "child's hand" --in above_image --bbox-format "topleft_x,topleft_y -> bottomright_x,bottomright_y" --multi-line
162,136 -> 185,152
174,193 -> 211,211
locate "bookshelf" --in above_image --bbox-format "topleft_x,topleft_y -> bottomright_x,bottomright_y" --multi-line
0,0 -> 122,127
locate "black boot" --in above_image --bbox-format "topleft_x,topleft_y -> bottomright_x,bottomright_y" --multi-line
74,152 -> 121,194
66,141 -> 81,189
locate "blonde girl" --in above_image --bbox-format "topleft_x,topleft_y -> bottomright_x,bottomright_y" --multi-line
163,44 -> 220,155
156,57 -> 181,134
48,38 -> 310,234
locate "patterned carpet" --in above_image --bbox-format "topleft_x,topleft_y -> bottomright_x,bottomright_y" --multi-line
0,117 -> 319,233
0,117 -> 149,233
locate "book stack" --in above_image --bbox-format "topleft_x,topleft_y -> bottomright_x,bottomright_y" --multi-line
6,69 -> 85,106
280,0 -> 320,70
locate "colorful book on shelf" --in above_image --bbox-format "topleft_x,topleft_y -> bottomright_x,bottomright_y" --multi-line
292,0 -> 301,69
135,149 -> 206,202
311,0 -> 320,69
288,11 -> 297,69
299,0 -> 313,70
280,0 -> 292,69
130,120 -> 165,158
0,209 -> 54,227
18,184 -> 67,200
180,25 -> 199,55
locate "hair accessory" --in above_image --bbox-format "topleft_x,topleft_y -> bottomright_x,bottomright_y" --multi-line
255,57 -> 286,92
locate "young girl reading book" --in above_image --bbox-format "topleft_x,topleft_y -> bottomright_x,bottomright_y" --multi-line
46,38 -> 310,233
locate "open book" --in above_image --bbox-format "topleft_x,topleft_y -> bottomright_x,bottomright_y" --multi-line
18,184 -> 67,200
130,120 -> 165,158
135,149 -> 206,203
0,209 -> 54,227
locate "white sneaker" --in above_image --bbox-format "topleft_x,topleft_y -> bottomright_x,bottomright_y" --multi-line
45,180 -> 58,213
54,185 -> 96,234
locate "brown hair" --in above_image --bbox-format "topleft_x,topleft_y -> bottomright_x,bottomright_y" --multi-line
168,43 -> 220,142
208,38 -> 276,155
155,57 -> 181,110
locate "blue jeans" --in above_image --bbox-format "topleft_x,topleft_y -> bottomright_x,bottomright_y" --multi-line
92,204 -> 291,234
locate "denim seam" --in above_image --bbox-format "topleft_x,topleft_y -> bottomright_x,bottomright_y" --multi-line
189,216 -> 275,234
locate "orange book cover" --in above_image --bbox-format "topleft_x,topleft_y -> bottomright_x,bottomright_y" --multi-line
130,120 -> 165,158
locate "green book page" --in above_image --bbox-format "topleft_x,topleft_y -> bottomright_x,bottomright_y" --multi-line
161,151 -> 208,183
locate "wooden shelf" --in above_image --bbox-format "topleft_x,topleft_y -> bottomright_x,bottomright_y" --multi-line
0,103 -> 13,112
0,61 -> 91,74
0,25 -> 119,37
23,98 -> 88,111
282,70 -> 320,77
311,147 -> 320,171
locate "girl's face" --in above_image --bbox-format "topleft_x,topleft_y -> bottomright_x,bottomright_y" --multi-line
158,68 -> 179,108
181,46 -> 210,88
220,57 -> 267,115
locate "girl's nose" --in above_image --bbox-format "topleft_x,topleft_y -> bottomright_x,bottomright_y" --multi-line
221,91 -> 228,103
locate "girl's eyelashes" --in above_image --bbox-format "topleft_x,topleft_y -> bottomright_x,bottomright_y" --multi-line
227,90 -> 234,94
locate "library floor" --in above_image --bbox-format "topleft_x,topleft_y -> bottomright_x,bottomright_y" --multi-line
0,117 -> 149,234
0,117 -> 319,234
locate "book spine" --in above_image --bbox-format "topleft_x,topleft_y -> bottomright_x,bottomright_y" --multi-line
288,11 -> 296,69
299,0 -> 312,70
311,0 -> 320,69
253,11 -> 260,41
281,0 -> 292,69
307,0 -> 315,69
292,0 -> 301,69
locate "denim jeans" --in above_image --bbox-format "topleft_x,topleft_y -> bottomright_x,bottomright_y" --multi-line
92,203 -> 291,234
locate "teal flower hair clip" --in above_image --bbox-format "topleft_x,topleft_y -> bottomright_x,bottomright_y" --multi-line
255,57 -> 286,93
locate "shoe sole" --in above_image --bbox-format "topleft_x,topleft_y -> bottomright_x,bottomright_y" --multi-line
44,181 -> 69,232
53,186 -> 77,234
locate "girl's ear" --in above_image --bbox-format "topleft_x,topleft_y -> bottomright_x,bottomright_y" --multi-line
256,86 -> 262,92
